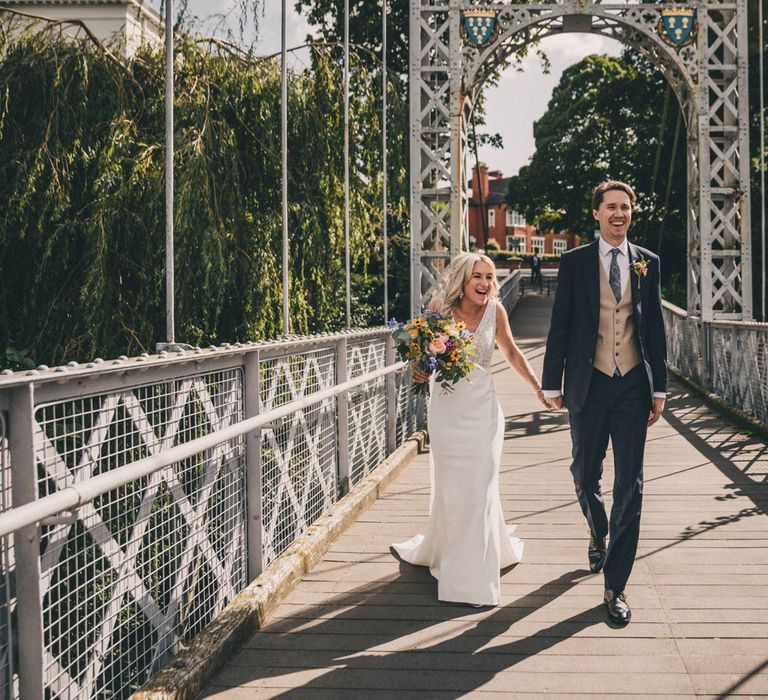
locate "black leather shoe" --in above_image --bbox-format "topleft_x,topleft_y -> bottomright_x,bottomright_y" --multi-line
588,533 -> 607,573
604,589 -> 631,625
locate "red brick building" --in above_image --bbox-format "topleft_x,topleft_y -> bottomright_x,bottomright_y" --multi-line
468,163 -> 580,255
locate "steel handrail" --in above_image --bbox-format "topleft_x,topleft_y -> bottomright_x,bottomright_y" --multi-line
0,360 -> 406,538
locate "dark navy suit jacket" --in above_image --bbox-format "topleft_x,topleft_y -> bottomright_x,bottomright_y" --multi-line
541,239 -> 668,413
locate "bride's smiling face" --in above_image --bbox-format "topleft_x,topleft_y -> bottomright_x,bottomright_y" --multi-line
463,261 -> 496,307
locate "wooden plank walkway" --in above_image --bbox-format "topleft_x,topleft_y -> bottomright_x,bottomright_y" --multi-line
202,294 -> 768,699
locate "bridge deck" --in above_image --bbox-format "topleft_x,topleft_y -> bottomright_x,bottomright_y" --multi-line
202,294 -> 768,699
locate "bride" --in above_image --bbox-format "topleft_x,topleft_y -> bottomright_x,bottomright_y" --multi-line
391,252 -> 547,607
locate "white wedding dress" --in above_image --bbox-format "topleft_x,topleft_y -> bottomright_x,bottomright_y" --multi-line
392,300 -> 524,606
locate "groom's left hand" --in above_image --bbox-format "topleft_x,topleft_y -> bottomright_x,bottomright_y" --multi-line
648,397 -> 665,427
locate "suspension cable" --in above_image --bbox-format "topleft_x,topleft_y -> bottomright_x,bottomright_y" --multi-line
382,0 -> 388,324
656,105 -> 683,255
343,0 -> 351,328
470,111 -> 488,248
759,0 -> 766,320
281,0 -> 290,334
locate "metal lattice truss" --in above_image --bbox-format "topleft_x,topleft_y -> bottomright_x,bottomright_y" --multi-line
0,328 -> 423,700
708,322 -> 768,424
259,350 -> 338,564
409,0 -> 753,320
347,339 -> 388,484
33,373 -> 246,698
664,303 -> 768,424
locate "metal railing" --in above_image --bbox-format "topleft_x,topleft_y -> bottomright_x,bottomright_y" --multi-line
663,301 -> 768,426
498,269 -> 522,315
0,331 -> 417,699
0,272 -> 522,700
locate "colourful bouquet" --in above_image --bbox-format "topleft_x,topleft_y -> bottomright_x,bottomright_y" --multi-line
389,310 -> 476,395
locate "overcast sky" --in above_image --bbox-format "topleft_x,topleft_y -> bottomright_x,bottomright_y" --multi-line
162,1 -> 623,178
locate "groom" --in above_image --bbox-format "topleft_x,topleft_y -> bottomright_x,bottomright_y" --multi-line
541,181 -> 667,625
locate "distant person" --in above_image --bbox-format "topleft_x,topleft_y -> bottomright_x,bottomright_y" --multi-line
541,181 -> 667,626
530,253 -> 543,291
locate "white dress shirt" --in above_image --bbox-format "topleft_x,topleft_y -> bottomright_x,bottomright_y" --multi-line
543,237 -> 666,400
599,236 -> 629,296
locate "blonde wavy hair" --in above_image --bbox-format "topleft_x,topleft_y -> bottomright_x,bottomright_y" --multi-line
429,252 -> 499,315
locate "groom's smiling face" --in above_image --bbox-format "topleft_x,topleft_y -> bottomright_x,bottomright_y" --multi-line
593,190 -> 633,246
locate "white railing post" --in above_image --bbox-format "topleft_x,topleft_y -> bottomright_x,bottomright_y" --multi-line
9,384 -> 44,700
385,337 -> 397,453
244,351 -> 264,581
336,338 -> 350,496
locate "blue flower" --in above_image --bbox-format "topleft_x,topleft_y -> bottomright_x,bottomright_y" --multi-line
433,311 -> 442,320
387,317 -> 400,330
459,329 -> 470,339
425,356 -> 438,371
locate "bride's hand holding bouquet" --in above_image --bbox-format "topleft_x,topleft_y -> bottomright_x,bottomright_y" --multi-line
389,309 -> 476,395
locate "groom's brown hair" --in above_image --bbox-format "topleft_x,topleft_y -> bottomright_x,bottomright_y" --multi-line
591,180 -> 637,210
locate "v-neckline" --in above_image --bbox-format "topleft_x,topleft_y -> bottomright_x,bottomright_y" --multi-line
456,301 -> 493,334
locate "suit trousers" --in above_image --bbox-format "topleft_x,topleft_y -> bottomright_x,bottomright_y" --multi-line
568,364 -> 650,592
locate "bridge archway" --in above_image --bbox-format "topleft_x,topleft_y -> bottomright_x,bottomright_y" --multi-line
409,1 -> 752,321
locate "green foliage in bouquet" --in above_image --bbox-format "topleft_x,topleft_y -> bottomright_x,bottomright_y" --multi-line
389,310 -> 476,396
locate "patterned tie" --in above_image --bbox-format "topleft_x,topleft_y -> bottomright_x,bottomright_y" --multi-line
609,248 -> 622,303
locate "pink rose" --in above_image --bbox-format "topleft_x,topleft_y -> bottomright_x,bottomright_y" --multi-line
428,338 -> 446,354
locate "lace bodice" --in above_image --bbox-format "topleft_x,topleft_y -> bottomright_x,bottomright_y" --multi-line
472,301 -> 497,369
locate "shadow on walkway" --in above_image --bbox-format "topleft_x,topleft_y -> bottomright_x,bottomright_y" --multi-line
214,568 -> 598,698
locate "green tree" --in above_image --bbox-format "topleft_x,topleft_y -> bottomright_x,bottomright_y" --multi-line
0,23 -> 406,367
506,51 -> 688,301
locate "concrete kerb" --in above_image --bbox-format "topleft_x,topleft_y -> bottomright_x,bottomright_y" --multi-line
131,430 -> 428,700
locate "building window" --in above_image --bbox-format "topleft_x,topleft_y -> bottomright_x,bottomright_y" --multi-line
552,239 -> 567,255
506,209 -> 526,227
506,235 -> 527,254
488,209 -> 495,228
532,236 -> 545,254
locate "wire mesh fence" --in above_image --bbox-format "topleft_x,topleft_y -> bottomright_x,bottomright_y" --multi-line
663,302 -> 705,384
33,370 -> 246,698
347,339 -> 387,485
498,270 -> 521,317
0,411 -> 13,700
663,302 -> 768,426
259,348 -> 338,565
0,329 -> 415,699
709,322 -> 768,425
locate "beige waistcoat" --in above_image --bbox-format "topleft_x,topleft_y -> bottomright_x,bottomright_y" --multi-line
594,262 -> 642,377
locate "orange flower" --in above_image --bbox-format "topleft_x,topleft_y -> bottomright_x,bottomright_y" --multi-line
429,338 -> 447,354
630,256 -> 650,289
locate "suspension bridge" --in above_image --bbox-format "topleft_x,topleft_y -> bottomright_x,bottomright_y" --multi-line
0,0 -> 766,697
0,275 -> 766,698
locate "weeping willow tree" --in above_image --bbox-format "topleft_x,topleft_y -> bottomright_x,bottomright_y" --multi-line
0,19 -> 408,368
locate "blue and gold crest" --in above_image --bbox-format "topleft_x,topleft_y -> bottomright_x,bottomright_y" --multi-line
461,9 -> 498,48
658,7 -> 696,49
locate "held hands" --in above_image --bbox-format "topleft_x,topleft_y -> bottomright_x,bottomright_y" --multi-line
648,397 -> 665,427
543,395 -> 564,410
534,389 -> 550,408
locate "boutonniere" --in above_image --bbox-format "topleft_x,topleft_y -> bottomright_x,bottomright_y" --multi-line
630,255 -> 649,289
